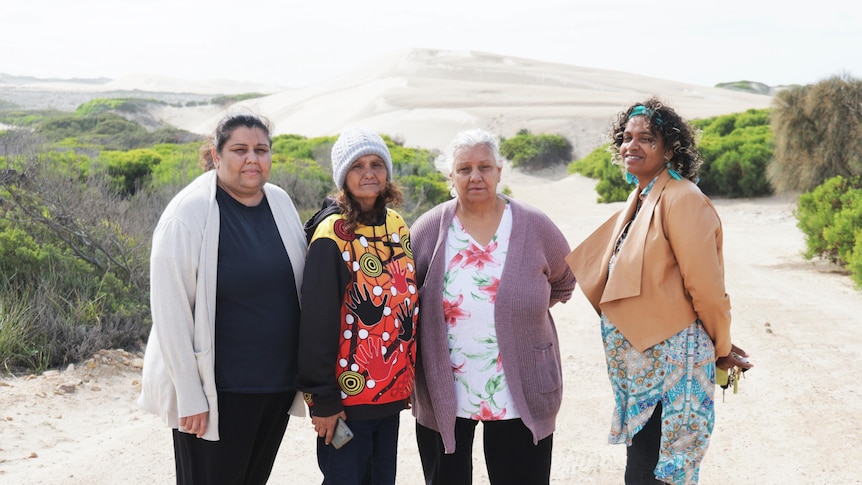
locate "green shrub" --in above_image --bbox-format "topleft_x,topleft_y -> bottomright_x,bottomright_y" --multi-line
696,110 -> 773,198
567,144 -> 612,178
0,222 -> 51,282
148,142 -> 205,187
567,145 -> 630,203
0,216 -> 150,371
97,149 -> 162,195
824,188 -> 862,264
592,162 -> 632,203
0,109 -> 67,127
396,175 -> 450,223
35,110 -> 200,151
269,157 -> 334,220
848,233 -> 862,288
210,93 -> 268,106
74,98 -> 164,117
796,175 -> 862,264
0,144 -> 153,372
501,130 -> 573,170
272,134 -> 333,160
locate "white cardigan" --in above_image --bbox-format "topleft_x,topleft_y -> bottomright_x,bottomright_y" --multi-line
138,170 -> 307,441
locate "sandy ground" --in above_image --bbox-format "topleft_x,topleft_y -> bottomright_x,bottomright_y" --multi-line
2,168 -> 862,484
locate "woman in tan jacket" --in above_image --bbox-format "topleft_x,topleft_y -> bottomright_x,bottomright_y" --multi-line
567,98 -> 752,485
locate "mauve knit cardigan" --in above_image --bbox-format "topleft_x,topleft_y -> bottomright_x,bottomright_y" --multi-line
410,197 -> 577,453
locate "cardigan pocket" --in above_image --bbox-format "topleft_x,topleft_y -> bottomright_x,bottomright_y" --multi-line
535,342 -> 562,394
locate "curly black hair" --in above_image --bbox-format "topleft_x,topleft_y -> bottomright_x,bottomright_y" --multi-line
609,96 -> 702,183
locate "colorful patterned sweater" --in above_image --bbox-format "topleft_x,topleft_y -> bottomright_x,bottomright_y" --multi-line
296,203 -> 419,420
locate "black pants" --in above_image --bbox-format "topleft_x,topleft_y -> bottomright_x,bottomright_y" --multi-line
416,418 -> 553,485
172,392 -> 294,485
625,402 -> 664,484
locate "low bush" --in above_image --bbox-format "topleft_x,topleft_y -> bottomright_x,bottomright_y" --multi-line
695,109 -> 773,198
0,151 -> 152,372
796,176 -> 862,286
567,145 -> 629,203
501,130 -> 572,170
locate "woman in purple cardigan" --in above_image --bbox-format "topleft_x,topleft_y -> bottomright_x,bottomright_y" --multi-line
410,129 -> 576,485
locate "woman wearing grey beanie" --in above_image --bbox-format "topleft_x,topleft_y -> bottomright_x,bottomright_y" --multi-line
295,127 -> 419,485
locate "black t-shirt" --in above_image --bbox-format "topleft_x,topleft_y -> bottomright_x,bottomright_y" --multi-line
214,186 -> 300,392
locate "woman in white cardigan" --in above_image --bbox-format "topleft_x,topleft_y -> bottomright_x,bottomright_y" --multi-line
138,113 -> 307,484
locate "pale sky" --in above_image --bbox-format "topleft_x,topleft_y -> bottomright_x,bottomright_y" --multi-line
3,0 -> 860,89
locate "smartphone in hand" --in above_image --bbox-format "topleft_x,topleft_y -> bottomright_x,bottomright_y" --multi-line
331,417 -> 354,449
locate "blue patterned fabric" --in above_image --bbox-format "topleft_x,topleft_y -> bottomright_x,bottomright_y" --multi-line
601,316 -> 716,484
602,218 -> 717,484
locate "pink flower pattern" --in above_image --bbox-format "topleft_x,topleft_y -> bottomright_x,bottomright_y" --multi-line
444,205 -> 520,421
470,401 -> 507,421
478,276 -> 500,303
448,241 -> 499,272
443,294 -> 471,328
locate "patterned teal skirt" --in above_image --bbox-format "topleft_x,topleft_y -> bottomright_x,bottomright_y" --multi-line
600,315 -> 716,485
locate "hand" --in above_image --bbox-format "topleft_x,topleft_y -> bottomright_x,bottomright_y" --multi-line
389,259 -> 409,293
346,282 -> 388,326
312,411 -> 348,445
179,411 -> 208,438
355,336 -> 397,381
717,343 -> 754,371
395,299 -> 415,342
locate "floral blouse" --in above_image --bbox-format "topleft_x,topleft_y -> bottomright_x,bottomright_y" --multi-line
442,203 -> 519,420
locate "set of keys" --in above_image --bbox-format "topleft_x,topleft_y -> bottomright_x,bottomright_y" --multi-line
716,353 -> 750,402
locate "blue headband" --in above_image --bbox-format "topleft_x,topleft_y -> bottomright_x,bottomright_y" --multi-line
629,105 -> 663,125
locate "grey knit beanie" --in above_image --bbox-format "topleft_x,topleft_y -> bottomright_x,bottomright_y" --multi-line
330,127 -> 393,189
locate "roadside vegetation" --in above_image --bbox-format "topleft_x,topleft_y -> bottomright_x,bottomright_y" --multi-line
500,129 -> 572,170
0,100 -> 447,373
2,74 -> 861,373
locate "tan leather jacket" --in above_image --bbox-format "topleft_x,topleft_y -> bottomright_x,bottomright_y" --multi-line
566,170 -> 732,357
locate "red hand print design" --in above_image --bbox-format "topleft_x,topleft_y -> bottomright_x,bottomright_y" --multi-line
389,259 -> 409,293
354,336 -> 399,382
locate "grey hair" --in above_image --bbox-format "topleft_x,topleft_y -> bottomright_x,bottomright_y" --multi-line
435,129 -> 504,197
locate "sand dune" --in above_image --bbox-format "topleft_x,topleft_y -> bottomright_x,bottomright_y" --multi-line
152,49 -> 773,155
3,49 -> 773,156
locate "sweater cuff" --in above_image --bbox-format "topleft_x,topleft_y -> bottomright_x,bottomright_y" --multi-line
310,393 -> 343,417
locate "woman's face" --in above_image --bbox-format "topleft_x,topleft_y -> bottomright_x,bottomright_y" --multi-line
450,144 -> 501,205
214,126 -> 272,205
345,154 -> 388,212
620,116 -> 672,185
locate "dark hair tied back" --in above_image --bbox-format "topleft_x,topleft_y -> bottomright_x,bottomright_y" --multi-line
199,113 -> 273,171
